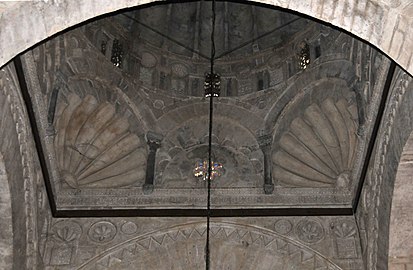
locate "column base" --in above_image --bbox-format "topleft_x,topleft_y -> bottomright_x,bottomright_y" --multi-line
264,183 -> 274,194
142,184 -> 154,195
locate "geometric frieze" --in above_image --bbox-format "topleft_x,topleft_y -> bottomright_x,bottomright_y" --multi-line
40,217 -> 363,269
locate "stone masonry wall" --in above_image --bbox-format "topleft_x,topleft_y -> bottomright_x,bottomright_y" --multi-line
389,257 -> 413,270
388,132 -> 413,270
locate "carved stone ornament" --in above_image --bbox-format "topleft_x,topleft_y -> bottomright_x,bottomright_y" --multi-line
120,221 -> 138,235
273,98 -> 358,188
79,222 -> 341,269
331,219 -> 358,259
44,221 -> 82,266
88,221 -> 117,243
140,52 -> 157,68
296,218 -> 325,244
54,94 -> 146,189
273,220 -> 293,235
51,221 -> 82,243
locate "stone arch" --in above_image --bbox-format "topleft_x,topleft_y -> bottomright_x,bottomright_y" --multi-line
356,68 -> 413,269
39,28 -> 156,134
0,62 -> 39,269
1,0 -> 413,75
0,153 -> 13,270
158,102 -> 264,136
77,221 -> 342,269
388,131 -> 413,269
57,66 -> 154,135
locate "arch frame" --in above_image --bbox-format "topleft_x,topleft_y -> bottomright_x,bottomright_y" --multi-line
1,0 -> 413,76
356,67 -> 413,269
1,1 -> 413,269
0,61 -> 41,269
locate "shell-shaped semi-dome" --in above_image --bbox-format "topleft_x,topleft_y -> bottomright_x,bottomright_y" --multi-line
54,94 -> 146,189
272,98 -> 358,188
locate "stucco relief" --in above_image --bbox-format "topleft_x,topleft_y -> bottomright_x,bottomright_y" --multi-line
273,97 -> 358,188
77,222 -> 342,270
12,0 -> 389,213
296,218 -> 325,244
331,219 -> 359,259
37,216 -> 365,269
158,115 -> 263,189
271,75 -> 360,189
87,221 -> 117,244
54,93 -> 147,189
43,220 -> 82,266
24,17 -> 377,208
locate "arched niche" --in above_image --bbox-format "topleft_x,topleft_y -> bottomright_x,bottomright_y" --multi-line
388,131 -> 413,268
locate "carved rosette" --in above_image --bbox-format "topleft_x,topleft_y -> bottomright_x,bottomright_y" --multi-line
88,221 -> 117,244
273,220 -> 293,235
296,218 -> 325,244
54,94 -> 147,189
272,97 -> 358,188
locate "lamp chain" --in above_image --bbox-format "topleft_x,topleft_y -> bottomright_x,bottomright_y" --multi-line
206,0 -> 216,269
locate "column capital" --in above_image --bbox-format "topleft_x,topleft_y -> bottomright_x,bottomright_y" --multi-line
257,133 -> 272,149
146,131 -> 163,150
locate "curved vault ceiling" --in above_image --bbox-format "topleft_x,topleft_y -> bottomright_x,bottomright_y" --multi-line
114,2 -> 306,59
21,1 -> 391,213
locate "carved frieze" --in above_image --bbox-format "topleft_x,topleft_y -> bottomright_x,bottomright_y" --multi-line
24,6 -> 388,210
39,217 -> 363,269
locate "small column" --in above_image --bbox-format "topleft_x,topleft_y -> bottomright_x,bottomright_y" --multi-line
354,81 -> 366,133
258,133 -> 274,194
46,86 -> 59,136
142,131 -> 163,195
